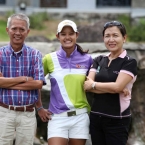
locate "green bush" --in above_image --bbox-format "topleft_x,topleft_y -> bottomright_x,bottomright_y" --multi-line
117,15 -> 145,42
29,12 -> 49,29
5,10 -> 15,19
128,19 -> 145,42
117,14 -> 131,31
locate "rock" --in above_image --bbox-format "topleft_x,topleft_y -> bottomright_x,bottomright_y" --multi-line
25,36 -> 51,42
77,19 -> 108,42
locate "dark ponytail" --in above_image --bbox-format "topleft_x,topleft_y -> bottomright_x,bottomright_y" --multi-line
76,44 -> 89,55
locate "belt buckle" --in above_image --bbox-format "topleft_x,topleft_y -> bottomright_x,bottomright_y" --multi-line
67,111 -> 76,117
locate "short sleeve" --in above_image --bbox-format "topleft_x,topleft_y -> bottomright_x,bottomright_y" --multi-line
43,53 -> 54,75
90,55 -> 103,70
33,51 -> 46,84
43,54 -> 49,75
120,57 -> 137,77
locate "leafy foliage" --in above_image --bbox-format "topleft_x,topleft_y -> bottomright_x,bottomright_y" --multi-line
118,15 -> 145,42
128,19 -> 145,42
29,12 -> 49,29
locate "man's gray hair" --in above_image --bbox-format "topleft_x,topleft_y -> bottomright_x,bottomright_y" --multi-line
7,13 -> 30,29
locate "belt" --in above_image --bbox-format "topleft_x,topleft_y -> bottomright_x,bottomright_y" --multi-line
52,108 -> 88,117
0,102 -> 34,112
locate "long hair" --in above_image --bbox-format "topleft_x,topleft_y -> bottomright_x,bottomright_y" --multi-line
76,44 -> 89,55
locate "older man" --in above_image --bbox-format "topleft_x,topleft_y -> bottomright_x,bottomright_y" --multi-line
0,13 -> 50,145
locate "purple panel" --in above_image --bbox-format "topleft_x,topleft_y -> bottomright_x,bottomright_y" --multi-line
56,47 -> 92,69
49,77 -> 69,114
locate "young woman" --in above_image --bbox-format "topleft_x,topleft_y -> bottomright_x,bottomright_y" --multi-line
84,21 -> 137,145
43,20 -> 93,145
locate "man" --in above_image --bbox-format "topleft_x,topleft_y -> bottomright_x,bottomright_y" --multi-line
0,13 -> 50,145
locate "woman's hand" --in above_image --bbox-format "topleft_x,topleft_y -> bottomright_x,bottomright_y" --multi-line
84,76 -> 94,91
38,109 -> 52,122
122,88 -> 130,96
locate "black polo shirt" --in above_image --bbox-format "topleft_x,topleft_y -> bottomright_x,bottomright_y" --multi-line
90,50 -> 137,118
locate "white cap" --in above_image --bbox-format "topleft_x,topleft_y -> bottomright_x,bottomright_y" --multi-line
57,20 -> 78,34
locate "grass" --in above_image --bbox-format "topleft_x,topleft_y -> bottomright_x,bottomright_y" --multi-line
0,19 -> 9,41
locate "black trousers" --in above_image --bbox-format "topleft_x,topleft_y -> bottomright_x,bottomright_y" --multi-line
90,112 -> 131,145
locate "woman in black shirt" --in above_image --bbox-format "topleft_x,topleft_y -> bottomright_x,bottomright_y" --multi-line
84,21 -> 137,145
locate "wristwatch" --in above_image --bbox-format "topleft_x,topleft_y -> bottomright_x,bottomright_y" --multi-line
92,82 -> 96,89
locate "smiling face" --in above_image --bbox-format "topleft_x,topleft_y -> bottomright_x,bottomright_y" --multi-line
103,26 -> 126,53
6,18 -> 30,51
56,26 -> 79,52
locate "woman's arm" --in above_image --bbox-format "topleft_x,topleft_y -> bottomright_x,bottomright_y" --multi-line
84,71 -> 107,93
84,71 -> 132,94
35,89 -> 52,122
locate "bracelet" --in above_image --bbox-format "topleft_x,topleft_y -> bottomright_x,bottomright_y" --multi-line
37,106 -> 43,111
92,82 -> 96,89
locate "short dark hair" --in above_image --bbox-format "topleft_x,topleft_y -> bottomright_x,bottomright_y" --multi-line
102,21 -> 126,37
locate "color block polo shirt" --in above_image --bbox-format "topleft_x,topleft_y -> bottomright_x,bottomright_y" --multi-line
43,46 -> 93,114
90,50 -> 137,118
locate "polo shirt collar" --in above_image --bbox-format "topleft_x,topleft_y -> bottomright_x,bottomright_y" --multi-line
58,45 -> 78,57
106,50 -> 127,58
7,43 -> 26,56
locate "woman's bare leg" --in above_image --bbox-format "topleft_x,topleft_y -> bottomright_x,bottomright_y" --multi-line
68,138 -> 86,145
48,137 -> 68,145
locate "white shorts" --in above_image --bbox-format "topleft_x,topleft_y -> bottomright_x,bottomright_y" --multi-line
47,112 -> 90,139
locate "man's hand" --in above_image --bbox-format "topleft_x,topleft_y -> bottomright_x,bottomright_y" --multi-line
38,109 -> 52,122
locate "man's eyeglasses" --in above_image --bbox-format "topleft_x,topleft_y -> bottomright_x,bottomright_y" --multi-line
104,21 -> 122,28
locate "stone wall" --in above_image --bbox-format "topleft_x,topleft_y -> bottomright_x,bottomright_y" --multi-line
1,42 -> 145,144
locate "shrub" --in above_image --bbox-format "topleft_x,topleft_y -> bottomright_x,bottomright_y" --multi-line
128,19 -> 145,42
5,10 -> 15,19
117,14 -> 145,42
117,14 -> 131,31
29,12 -> 49,29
